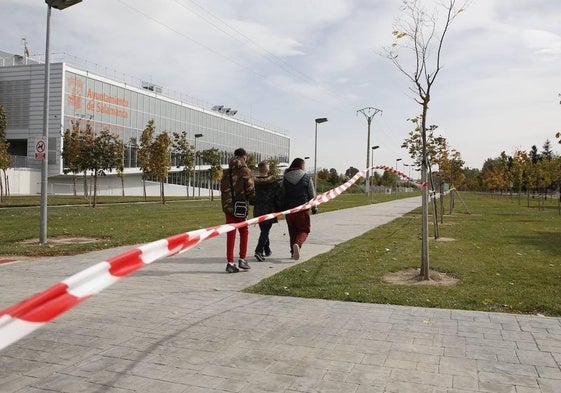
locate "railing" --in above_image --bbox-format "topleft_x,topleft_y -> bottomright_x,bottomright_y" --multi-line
9,155 -> 30,168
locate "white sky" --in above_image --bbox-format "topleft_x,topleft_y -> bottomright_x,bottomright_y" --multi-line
1,0 -> 560,174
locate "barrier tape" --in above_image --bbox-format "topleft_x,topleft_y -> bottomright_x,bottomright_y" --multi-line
0,165 -> 445,351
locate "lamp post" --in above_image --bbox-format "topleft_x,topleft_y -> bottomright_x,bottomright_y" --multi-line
370,145 -> 379,202
357,107 -> 382,195
40,0 -> 82,245
395,158 -> 402,196
193,133 -> 203,198
403,163 -> 412,191
314,118 -> 328,192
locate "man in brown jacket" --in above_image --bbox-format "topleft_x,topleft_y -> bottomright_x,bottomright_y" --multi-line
220,148 -> 255,273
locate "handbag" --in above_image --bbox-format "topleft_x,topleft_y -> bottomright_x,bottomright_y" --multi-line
229,171 -> 248,218
233,201 -> 248,218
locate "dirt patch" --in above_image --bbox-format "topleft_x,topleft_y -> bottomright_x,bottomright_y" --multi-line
18,236 -> 102,245
432,237 -> 455,242
383,268 -> 459,286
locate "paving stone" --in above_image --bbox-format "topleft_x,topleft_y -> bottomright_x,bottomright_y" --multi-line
1,198 -> 561,393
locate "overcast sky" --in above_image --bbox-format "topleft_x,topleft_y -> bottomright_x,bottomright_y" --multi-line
1,0 -> 560,174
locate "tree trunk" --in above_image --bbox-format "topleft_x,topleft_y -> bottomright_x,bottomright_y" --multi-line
160,180 -> 165,204
92,172 -> 98,207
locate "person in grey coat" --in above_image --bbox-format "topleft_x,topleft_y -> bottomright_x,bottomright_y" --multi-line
282,157 -> 317,260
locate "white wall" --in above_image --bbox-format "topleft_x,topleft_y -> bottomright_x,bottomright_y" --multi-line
4,168 -> 41,195
4,168 -> 217,197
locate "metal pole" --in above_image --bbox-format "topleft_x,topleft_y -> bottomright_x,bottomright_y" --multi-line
193,139 -> 197,198
370,145 -> 379,202
39,4 -> 52,244
313,118 -> 327,192
395,158 -> 402,197
357,107 -> 382,196
365,117 -> 372,193
314,122 -> 318,192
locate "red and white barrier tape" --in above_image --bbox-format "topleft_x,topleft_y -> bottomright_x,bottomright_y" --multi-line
0,164 -> 462,350
2,165 -> 458,350
1,167 -> 381,350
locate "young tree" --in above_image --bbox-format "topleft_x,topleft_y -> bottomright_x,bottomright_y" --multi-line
345,166 -> 359,179
172,131 -> 195,197
138,120 -> 156,200
328,168 -> 340,186
266,156 -> 281,179
79,122 -> 96,200
0,105 -> 10,201
200,147 -> 221,201
61,120 -> 84,196
84,130 -> 124,207
151,131 -> 171,204
385,0 -> 467,280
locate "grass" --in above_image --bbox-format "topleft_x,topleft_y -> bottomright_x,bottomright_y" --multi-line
245,193 -> 561,316
3,191 -> 560,316
0,192 -> 404,256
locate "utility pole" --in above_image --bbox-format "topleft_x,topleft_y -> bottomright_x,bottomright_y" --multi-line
357,107 -> 382,195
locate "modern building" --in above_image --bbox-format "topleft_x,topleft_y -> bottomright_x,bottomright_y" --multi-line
0,50 -> 290,196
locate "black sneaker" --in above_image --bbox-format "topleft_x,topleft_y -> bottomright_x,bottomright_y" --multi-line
264,249 -> 272,257
254,253 -> 265,262
226,263 -> 240,273
238,259 -> 250,269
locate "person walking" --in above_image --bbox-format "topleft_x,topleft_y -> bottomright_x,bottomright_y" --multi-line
253,160 -> 281,261
220,148 -> 255,273
282,157 -> 317,260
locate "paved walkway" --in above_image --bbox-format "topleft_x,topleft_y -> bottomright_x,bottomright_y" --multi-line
1,197 -> 560,393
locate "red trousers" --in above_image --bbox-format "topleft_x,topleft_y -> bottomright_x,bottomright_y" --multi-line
285,210 -> 311,251
225,214 -> 248,262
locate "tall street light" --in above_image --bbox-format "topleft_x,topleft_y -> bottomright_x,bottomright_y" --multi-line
314,118 -> 328,192
395,158 -> 402,196
357,107 -> 382,195
403,163 -> 412,190
40,0 -> 82,245
370,145 -> 379,202
403,163 -> 412,178
193,133 -> 203,198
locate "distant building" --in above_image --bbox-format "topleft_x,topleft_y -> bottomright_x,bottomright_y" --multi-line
0,50 -> 290,195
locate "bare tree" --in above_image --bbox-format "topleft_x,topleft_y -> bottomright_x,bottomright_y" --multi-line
385,0 -> 468,279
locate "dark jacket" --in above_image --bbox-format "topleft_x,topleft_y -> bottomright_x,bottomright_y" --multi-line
254,175 -> 281,222
282,168 -> 316,209
221,156 -> 255,215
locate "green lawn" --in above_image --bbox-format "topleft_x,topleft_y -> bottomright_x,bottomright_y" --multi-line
2,191 -> 560,316
245,193 -> 561,316
0,192 -> 396,256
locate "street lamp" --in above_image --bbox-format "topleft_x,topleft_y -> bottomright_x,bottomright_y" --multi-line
193,133 -> 203,198
40,0 -> 82,245
314,117 -> 328,192
370,145 -> 379,202
395,158 -> 402,196
403,163 -> 412,178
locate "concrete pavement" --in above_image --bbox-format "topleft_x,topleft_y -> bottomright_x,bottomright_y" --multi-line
1,196 -> 560,393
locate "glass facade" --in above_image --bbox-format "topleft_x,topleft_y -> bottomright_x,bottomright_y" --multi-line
63,68 -> 290,172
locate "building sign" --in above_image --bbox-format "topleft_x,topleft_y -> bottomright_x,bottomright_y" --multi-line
86,89 -> 129,118
66,75 -> 129,119
67,76 -> 84,110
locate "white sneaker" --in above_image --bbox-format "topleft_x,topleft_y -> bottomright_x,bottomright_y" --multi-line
292,244 -> 300,260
